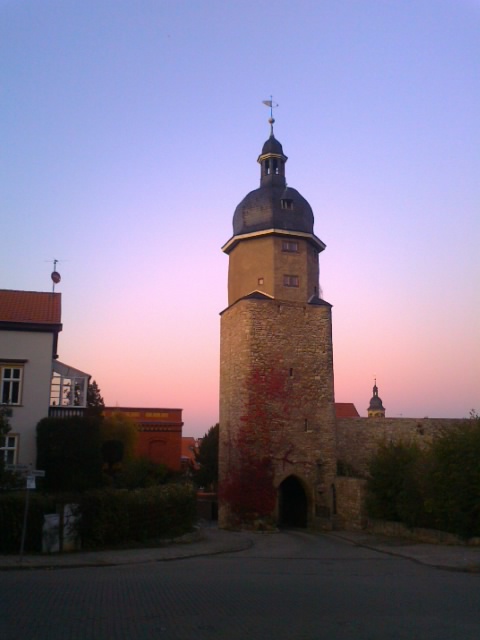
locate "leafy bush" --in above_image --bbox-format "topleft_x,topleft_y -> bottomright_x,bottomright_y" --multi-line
425,422 -> 480,538
365,440 -> 425,528
366,419 -> 480,538
0,484 -> 196,553
77,484 -> 197,548
113,458 -> 169,490
0,492 -> 57,553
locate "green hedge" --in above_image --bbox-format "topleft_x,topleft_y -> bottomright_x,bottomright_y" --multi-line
77,485 -> 196,549
0,492 -> 57,553
0,485 -> 196,553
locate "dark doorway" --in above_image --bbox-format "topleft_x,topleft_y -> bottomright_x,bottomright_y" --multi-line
278,476 -> 308,528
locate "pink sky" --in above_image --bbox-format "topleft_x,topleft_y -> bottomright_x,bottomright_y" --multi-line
1,1 -> 479,435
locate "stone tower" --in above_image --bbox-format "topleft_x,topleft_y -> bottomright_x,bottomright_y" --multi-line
219,120 -> 337,529
367,380 -> 386,418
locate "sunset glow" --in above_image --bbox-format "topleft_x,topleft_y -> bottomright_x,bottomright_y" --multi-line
1,1 -> 479,434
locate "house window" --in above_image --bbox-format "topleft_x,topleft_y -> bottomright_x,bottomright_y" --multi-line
50,373 -> 87,408
0,434 -> 18,464
283,275 -> 299,288
282,240 -> 298,253
281,198 -> 293,210
1,366 -> 23,405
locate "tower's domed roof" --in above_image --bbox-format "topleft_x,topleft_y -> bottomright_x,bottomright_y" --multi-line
261,134 -> 284,156
232,132 -> 314,237
368,381 -> 386,413
233,185 -> 314,236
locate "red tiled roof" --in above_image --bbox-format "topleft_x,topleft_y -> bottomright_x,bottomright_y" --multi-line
181,437 -> 198,461
335,402 -> 360,418
0,289 -> 61,325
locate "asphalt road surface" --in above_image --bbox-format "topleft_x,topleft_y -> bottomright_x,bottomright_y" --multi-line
1,530 -> 479,640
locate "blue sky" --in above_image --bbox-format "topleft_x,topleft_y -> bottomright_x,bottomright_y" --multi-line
1,0 -> 479,434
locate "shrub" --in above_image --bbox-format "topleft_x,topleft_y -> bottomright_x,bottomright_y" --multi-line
425,421 -> 480,538
0,484 -> 197,553
77,484 -> 197,549
365,440 -> 425,528
113,458 -> 169,490
0,492 -> 57,553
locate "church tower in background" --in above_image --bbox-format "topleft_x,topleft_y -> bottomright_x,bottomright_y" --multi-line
219,115 -> 337,529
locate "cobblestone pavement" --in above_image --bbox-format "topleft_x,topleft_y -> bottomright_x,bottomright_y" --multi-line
1,529 -> 480,640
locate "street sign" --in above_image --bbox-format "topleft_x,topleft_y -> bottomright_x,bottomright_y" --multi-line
4,465 -> 44,477
5,464 -> 29,472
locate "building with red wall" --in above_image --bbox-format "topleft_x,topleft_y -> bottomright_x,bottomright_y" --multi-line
103,407 -> 183,471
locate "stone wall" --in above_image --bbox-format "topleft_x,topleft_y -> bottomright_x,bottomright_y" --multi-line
336,417 -> 469,477
334,477 -> 367,530
219,295 -> 337,528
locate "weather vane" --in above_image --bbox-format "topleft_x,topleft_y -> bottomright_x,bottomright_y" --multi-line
262,96 -> 279,134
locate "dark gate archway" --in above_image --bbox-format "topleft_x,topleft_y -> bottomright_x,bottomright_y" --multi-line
278,476 -> 308,528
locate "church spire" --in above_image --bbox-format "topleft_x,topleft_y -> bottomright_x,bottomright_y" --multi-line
368,378 -> 386,418
258,98 -> 287,187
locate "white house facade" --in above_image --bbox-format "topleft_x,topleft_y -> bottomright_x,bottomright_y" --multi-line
0,289 -> 90,467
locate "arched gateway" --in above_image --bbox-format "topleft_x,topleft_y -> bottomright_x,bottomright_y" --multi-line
278,476 -> 308,528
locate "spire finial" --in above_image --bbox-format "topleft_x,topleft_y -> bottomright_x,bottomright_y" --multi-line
262,96 -> 278,136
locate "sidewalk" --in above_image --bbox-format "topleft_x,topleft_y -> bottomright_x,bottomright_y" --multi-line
1,526 -> 479,573
327,530 -> 480,573
0,526 -> 253,570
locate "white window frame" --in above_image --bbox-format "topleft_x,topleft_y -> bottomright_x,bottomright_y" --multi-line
1,364 -> 23,405
50,362 -> 89,409
0,434 -> 18,464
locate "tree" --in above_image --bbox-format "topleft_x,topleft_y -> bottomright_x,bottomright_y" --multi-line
87,380 -> 105,417
36,415 -> 104,492
365,440 -> 424,527
425,419 -> 480,538
194,424 -> 219,490
100,412 -> 138,474
0,406 -> 12,483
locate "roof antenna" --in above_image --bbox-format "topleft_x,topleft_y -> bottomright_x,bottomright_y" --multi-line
51,259 -> 61,292
262,96 -> 279,135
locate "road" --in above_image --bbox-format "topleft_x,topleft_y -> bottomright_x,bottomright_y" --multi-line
1,530 -> 479,639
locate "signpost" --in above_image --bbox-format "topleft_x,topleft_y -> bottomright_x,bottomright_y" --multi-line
6,464 -> 45,560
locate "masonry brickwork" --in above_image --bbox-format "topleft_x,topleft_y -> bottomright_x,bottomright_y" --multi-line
219,295 -> 337,528
336,416 -> 468,477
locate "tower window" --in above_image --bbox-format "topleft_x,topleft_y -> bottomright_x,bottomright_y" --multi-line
282,240 -> 298,253
273,159 -> 279,175
281,198 -> 293,210
265,160 -> 270,175
283,275 -> 299,287
258,277 -> 264,285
